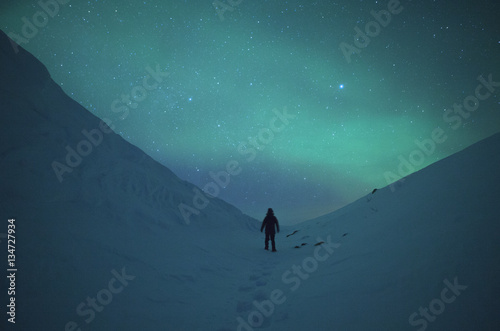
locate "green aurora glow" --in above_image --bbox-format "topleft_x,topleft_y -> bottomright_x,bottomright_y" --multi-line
1,0 -> 499,223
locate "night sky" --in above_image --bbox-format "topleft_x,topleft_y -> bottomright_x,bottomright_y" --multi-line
1,0 -> 499,223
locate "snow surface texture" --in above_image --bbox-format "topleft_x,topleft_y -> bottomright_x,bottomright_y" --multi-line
1,30 -> 500,330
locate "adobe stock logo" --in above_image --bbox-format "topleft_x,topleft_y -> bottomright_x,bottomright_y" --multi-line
409,277 -> 467,331
52,64 -> 169,183
339,0 -> 404,63
383,73 -> 499,192
65,267 -> 135,331
213,0 -> 243,21
178,107 -> 296,224
7,0 -> 71,54
236,236 -> 341,330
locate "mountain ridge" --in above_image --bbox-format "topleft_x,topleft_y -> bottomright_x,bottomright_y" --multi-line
0,29 -> 257,230
1,28 -> 499,330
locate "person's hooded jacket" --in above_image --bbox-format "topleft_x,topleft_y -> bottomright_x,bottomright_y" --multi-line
261,209 -> 279,234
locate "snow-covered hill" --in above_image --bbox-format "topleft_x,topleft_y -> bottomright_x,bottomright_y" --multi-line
0,30 -> 259,330
1,30 -> 499,331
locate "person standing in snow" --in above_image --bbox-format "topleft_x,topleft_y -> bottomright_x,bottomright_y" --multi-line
261,208 -> 280,252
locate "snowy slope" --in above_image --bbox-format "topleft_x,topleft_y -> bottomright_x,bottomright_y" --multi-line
0,30 -> 259,330
264,132 -> 500,330
1,29 -> 500,331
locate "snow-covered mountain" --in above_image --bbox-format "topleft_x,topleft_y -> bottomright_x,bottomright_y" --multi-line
1,30 -> 500,331
0,30 -> 259,330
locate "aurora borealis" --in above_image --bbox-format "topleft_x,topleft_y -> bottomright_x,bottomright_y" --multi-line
1,0 -> 499,223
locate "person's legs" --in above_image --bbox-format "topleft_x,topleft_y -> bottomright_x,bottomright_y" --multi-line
265,232 -> 270,250
271,233 -> 276,251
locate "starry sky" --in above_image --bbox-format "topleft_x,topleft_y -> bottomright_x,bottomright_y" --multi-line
1,0 -> 499,223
